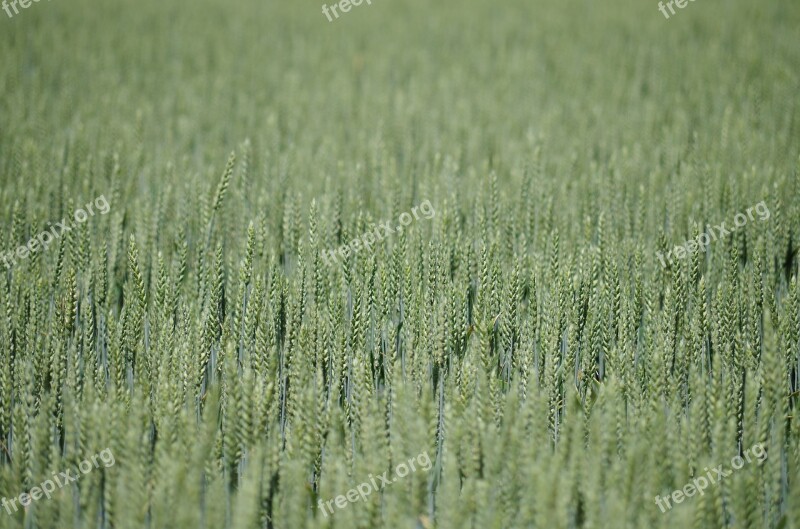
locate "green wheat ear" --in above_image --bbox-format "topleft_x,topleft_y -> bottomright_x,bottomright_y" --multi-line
203,151 -> 237,253
212,152 -> 236,216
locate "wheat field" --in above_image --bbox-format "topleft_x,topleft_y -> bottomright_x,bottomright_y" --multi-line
0,0 -> 799,527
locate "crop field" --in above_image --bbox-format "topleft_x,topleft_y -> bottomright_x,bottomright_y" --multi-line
1,0 -> 799,527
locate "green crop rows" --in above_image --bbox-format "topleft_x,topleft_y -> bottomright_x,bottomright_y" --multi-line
1,0 -> 799,527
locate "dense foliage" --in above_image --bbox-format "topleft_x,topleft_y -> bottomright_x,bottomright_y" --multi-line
1,0 -> 799,527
